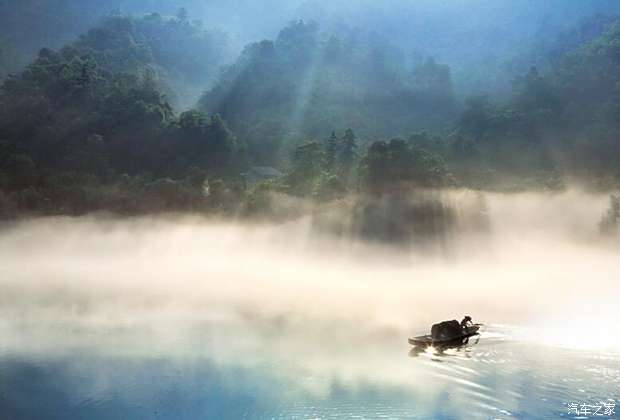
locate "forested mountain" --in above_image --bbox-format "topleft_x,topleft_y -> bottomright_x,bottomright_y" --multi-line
199,21 -> 458,165
447,18 -> 620,187
0,1 -> 234,98
0,0 -> 134,77
3,0 -> 619,92
1,4 -> 620,219
72,13 -> 231,108
0,14 -> 243,216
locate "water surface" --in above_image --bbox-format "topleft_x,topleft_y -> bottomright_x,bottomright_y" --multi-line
1,323 -> 618,419
1,192 -> 619,419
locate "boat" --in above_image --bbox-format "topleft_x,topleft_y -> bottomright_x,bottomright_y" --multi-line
408,324 -> 481,347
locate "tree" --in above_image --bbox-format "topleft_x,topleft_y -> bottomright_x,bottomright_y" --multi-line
458,96 -> 494,142
360,139 -> 449,194
360,140 -> 390,193
413,57 -> 454,99
287,141 -> 325,195
198,22 -> 459,161
512,66 -> 561,114
338,128 -> 358,182
600,195 -> 620,235
325,130 -> 338,172
205,114 -> 237,173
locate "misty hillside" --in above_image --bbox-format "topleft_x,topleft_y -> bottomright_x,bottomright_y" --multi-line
72,13 -> 231,108
199,21 -> 458,164
451,19 -> 620,184
3,1 -> 620,90
1,2 -> 620,219
4,4 -> 620,419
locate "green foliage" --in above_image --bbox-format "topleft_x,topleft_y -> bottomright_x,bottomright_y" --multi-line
283,128 -> 362,197
338,129 -> 358,178
325,131 -> 338,171
286,141 -> 325,195
360,139 -> 450,194
0,19 -> 244,217
173,111 -> 239,174
315,175 -> 346,201
199,20 -> 458,165
242,179 -> 283,216
5,10 -> 620,219
600,195 -> 620,235
450,18 -> 620,185
71,14 -> 230,107
352,192 -> 457,244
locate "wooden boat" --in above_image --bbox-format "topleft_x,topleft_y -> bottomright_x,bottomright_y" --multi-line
408,324 -> 481,347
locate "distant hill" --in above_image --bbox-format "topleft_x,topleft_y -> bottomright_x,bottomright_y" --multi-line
199,21 -> 459,165
0,3 -> 234,107
0,14 -> 243,217
451,17 -> 620,184
71,13 -> 232,108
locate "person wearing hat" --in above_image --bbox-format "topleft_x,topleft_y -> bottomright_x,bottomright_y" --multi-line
460,315 -> 473,329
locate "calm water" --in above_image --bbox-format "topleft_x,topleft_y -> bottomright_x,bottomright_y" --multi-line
1,323 -> 618,419
1,207 -> 619,419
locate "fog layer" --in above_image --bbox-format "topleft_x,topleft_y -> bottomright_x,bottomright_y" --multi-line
0,190 -> 618,358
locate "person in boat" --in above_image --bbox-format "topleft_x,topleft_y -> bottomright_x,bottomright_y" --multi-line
460,315 -> 473,329
431,320 -> 462,341
416,317 -> 479,347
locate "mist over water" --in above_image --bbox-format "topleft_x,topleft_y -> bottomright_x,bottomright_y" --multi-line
1,189 -> 619,419
0,189 -> 618,347
4,0 -> 620,417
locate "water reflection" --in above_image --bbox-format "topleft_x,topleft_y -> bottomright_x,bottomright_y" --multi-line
409,334 -> 481,359
0,195 -> 619,419
1,323 -> 618,419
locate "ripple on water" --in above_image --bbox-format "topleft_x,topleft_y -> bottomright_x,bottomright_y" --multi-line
1,325 -> 620,419
228,324 -> 613,419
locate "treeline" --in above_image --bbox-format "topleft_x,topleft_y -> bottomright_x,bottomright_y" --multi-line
2,11 -> 620,220
0,15 -> 457,219
0,14 -> 242,218
199,20 -> 458,165
0,1 -> 232,76
0,1 -> 152,79
70,12 -> 231,108
249,129 -> 449,200
446,19 -> 620,188
200,16 -> 620,189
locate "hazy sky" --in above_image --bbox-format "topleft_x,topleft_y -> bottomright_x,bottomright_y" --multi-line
112,0 -> 620,94
2,0 -> 619,95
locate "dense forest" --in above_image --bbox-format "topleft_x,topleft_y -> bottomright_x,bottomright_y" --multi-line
199,20 -> 458,164
1,2 -> 620,226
